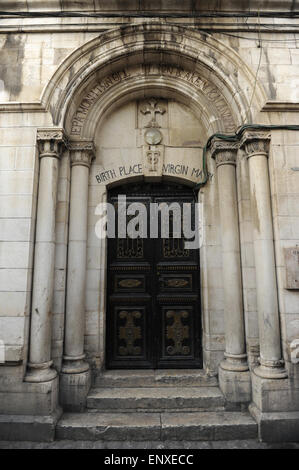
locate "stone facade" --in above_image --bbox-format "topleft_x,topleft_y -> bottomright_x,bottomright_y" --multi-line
0,1 -> 299,443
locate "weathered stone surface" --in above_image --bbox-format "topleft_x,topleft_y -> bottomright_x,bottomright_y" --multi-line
2,1 -> 298,14
0,376 -> 60,416
60,370 -> 91,412
56,412 -> 161,441
161,411 -> 257,441
249,403 -> 299,442
87,387 -> 225,412
252,372 -> 299,413
0,409 -> 62,442
94,369 -> 218,388
1,438 -> 299,449
55,410 -> 257,442
219,368 -> 252,404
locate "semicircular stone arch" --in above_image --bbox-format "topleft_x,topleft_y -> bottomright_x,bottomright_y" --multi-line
68,65 -> 235,140
41,23 -> 266,136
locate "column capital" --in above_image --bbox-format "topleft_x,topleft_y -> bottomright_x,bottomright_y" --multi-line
69,140 -> 96,168
37,128 -> 68,159
210,139 -> 238,167
239,130 -> 271,159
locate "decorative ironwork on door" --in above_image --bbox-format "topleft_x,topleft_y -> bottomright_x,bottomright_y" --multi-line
106,183 -> 202,369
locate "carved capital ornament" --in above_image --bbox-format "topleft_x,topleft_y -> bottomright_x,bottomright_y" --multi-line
210,139 -> 239,167
37,128 -> 68,159
239,131 -> 270,158
69,141 -> 96,168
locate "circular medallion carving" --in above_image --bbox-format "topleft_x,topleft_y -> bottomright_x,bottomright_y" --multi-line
144,128 -> 162,145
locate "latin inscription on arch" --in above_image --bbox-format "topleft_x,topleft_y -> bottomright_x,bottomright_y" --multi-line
70,64 -> 235,136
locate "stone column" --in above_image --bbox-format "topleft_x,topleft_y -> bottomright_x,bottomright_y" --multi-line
211,140 -> 248,370
240,131 -> 287,379
211,139 -> 250,402
60,141 -> 95,410
25,129 -> 67,383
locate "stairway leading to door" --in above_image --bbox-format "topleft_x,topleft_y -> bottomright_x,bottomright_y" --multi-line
56,370 -> 257,442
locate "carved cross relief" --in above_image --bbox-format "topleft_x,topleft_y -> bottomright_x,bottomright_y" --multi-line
140,99 -> 166,177
140,99 -> 166,128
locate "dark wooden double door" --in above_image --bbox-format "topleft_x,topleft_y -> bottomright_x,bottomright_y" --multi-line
106,183 -> 202,369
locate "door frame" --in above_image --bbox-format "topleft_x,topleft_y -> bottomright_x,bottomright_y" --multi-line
105,181 -> 202,370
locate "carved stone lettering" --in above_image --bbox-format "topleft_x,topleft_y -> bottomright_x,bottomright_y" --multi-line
71,65 -> 235,136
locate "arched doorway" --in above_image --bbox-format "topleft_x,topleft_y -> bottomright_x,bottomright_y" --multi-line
27,22 -> 268,412
106,182 -> 202,369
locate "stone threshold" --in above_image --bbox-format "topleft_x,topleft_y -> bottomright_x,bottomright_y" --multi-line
93,369 -> 218,388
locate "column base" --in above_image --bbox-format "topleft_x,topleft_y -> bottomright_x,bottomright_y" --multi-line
219,365 -> 251,405
254,361 -> 288,379
220,353 -> 249,372
24,361 -> 57,383
60,368 -> 91,412
61,355 -> 90,374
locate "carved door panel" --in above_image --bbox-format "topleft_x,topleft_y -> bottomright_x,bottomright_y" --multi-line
106,183 -> 202,369
154,195 -> 201,368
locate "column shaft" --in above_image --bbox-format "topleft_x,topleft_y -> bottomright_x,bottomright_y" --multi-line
26,129 -> 66,383
211,141 -> 248,372
63,164 -> 89,368
62,142 -> 95,374
241,131 -> 287,379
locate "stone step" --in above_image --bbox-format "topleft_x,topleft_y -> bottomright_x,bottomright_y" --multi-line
86,386 -> 225,412
56,411 -> 257,441
93,369 -> 218,388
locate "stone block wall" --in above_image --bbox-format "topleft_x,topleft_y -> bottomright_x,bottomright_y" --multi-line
0,3 -> 298,426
